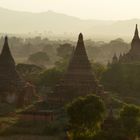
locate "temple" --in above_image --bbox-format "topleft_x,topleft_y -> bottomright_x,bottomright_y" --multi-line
112,24 -> 140,64
48,33 -> 99,105
0,36 -> 24,103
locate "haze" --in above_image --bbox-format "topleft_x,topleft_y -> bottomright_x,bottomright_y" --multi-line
0,0 -> 140,20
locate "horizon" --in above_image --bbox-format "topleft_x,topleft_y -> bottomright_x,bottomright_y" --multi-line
0,0 -> 140,20
0,6 -> 140,22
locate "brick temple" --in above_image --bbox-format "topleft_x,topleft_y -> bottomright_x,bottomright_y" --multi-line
0,36 -> 24,103
112,24 -> 140,64
0,36 -> 36,106
48,33 -> 99,105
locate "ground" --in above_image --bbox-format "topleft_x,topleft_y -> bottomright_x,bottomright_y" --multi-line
0,102 -> 67,139
0,136 -> 59,140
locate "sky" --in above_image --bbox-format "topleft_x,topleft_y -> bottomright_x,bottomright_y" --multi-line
0,0 -> 139,20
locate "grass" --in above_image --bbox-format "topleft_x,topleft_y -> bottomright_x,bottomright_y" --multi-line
0,117 -> 66,138
0,110 -> 67,138
0,102 -> 67,138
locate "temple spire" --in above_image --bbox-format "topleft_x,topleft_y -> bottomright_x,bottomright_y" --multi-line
133,24 -> 139,40
50,33 -> 98,104
78,33 -> 83,42
77,33 -> 84,48
0,36 -> 15,66
74,33 -> 88,57
1,36 -> 11,55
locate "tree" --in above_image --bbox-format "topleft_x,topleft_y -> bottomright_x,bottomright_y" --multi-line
57,43 -> 74,59
101,63 -> 140,101
54,59 -> 69,72
67,95 -> 105,139
37,68 -> 63,93
28,51 -> 50,66
91,62 -> 106,80
16,63 -> 43,83
120,104 -> 140,140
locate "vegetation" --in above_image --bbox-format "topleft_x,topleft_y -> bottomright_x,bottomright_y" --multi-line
37,68 -> 64,94
119,105 -> 140,140
0,36 -> 130,65
91,62 -> 106,80
56,43 -> 74,59
0,36 -> 139,139
16,63 -> 43,83
28,52 -> 50,67
67,95 -> 140,140
101,63 -> 140,104
67,95 -> 105,139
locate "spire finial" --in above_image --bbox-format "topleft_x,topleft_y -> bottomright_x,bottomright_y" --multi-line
0,35 -> 15,65
5,36 -> 8,43
5,36 -> 8,40
3,36 -> 9,47
78,33 -> 83,41
134,24 -> 139,39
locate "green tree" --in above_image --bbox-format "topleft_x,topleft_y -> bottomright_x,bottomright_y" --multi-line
16,63 -> 43,83
67,95 -> 105,139
37,68 -> 63,93
91,62 -> 106,80
57,43 -> 74,59
101,63 -> 140,103
120,104 -> 140,140
28,51 -> 50,66
54,59 -> 69,72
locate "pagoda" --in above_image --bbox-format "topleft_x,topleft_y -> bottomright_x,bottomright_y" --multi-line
129,24 -> 140,56
0,36 -> 24,103
48,33 -> 98,104
112,24 -> 140,64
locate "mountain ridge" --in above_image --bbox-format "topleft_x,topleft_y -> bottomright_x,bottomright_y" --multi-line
0,7 -> 139,40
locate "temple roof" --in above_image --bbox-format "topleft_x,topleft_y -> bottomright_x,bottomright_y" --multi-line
0,36 -> 24,92
117,25 -> 140,63
49,34 -> 99,103
133,24 -> 139,40
131,24 -> 140,47
67,33 -> 92,72
0,36 -> 15,67
74,33 -> 87,56
62,33 -> 97,88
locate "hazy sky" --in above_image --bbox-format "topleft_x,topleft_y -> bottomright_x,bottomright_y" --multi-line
0,0 -> 139,20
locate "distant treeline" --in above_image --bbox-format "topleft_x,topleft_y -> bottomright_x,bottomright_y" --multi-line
0,36 -> 130,65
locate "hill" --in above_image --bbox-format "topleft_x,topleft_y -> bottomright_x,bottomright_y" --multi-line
0,7 -> 139,40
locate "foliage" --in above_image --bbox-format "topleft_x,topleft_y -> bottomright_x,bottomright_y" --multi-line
54,59 -> 69,72
67,95 -> 105,139
91,104 -> 140,140
1,120 -> 61,136
101,63 -> 140,103
37,68 -> 63,93
91,62 -> 106,80
16,63 -> 43,83
28,51 -> 50,66
57,43 -> 74,59
120,104 -> 140,139
67,94 -> 140,140
3,36 -> 130,65
0,103 -> 16,116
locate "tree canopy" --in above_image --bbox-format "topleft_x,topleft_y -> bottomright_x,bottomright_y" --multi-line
28,51 -> 50,66
67,95 -> 105,139
120,104 -> 140,140
57,43 -> 74,59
